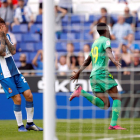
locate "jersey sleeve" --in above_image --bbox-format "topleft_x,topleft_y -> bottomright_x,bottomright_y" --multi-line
103,39 -> 111,50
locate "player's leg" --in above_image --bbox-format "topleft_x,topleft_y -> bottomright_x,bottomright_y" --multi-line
11,94 -> 27,131
108,86 -> 126,130
0,77 -> 27,132
14,74 -> 43,131
22,89 -> 43,131
70,85 -> 110,110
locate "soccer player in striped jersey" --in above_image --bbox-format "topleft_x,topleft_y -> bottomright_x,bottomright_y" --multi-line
0,18 -> 43,132
70,23 -> 126,130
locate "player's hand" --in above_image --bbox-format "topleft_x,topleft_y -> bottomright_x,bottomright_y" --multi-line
70,71 -> 80,83
114,60 -> 121,70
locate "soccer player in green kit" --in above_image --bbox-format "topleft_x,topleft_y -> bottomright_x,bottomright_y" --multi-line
69,23 -> 126,130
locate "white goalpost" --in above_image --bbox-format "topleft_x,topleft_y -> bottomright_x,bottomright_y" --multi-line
43,0 -> 55,140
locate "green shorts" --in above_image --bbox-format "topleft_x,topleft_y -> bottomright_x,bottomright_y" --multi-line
90,72 -> 118,93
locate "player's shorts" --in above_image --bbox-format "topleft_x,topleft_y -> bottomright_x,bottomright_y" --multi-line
0,74 -> 30,99
90,72 -> 118,93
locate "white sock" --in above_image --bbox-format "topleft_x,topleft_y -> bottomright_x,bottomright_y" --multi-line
14,111 -> 23,126
26,107 -> 34,123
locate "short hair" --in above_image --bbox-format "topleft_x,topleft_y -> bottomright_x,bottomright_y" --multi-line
0,17 -> 5,24
96,23 -> 108,35
101,7 -> 107,13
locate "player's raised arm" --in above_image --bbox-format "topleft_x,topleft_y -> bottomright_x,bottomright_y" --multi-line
70,55 -> 92,83
106,47 -> 121,70
0,31 -> 6,56
4,34 -> 16,55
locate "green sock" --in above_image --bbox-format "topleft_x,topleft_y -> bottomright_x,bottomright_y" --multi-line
110,100 -> 121,126
81,90 -> 105,109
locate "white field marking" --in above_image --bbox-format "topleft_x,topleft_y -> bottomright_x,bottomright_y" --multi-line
98,135 -> 140,140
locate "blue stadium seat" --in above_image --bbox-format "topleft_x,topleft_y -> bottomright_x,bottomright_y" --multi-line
13,52 -> 29,62
73,42 -> 80,52
135,32 -> 140,40
89,15 -> 100,22
137,23 -> 140,28
71,15 -> 85,23
62,25 -> 72,33
55,42 -> 67,52
30,24 -> 42,33
30,52 -> 39,62
71,24 -> 81,32
84,22 -> 91,30
19,43 -> 35,52
62,15 -> 69,23
111,42 -> 119,48
77,32 -> 93,40
15,61 -> 21,68
12,24 -> 28,33
133,43 -> 140,50
23,34 -> 40,42
35,42 -> 43,51
36,15 -> 42,23
15,34 -> 23,42
60,33 -> 76,40
111,14 -> 118,23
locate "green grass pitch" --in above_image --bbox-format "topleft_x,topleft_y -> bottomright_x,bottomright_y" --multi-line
0,119 -> 140,140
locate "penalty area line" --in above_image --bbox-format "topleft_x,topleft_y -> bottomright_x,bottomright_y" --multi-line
98,135 -> 140,140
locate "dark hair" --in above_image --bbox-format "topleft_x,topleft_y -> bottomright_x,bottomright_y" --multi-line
101,7 -> 107,13
97,23 -> 108,35
98,16 -> 107,24
70,55 -> 79,66
0,17 -> 5,25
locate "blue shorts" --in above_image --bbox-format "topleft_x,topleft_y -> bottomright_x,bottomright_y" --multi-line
0,74 -> 30,99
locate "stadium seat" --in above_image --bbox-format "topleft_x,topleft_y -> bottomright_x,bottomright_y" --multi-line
77,32 -> 93,40
23,34 -> 40,42
55,42 -> 67,52
36,15 -> 42,23
12,24 -> 28,33
89,15 -> 100,22
137,23 -> 140,28
73,42 -> 81,52
62,15 -> 69,23
30,24 -> 42,33
111,42 -> 119,48
60,33 -> 76,40
62,26 -> 72,33
111,14 -> 118,23
15,61 -> 21,68
71,23 -> 82,32
13,52 -> 29,62
35,42 -> 43,51
15,34 -> 23,42
135,32 -> 140,40
19,43 -> 35,52
71,15 -> 85,23
29,52 -> 39,61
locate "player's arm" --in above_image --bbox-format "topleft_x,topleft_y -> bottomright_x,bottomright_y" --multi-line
0,32 -> 6,56
106,47 -> 121,70
70,55 -> 92,82
4,35 -> 16,55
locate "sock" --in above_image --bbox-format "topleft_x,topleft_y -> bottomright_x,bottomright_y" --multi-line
81,90 -> 105,109
13,104 -> 23,127
26,101 -> 34,123
110,100 -> 121,126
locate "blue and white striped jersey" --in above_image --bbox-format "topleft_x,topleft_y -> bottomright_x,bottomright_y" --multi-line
0,34 -> 20,80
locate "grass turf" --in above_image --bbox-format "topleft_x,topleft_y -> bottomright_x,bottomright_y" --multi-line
0,119 -> 140,140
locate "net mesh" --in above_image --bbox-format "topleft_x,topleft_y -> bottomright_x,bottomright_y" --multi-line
55,0 -> 140,139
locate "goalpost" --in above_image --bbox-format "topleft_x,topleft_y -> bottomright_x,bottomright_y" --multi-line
43,0 -> 55,140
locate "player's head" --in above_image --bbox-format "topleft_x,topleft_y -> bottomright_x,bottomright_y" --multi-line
121,44 -> 127,53
1,0 -> 8,8
20,54 -> 27,63
96,23 -> 110,38
18,0 -> 24,8
101,7 -> 107,16
83,44 -> 90,53
0,17 -> 6,32
118,15 -> 125,24
67,43 -> 74,53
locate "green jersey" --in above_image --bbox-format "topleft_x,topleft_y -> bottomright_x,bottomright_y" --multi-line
89,36 -> 111,77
